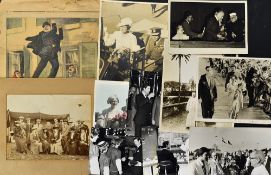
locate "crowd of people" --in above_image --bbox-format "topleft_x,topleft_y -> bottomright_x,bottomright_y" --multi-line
172,8 -> 244,42
189,147 -> 271,175
12,116 -> 89,156
90,128 -> 143,175
211,58 -> 271,119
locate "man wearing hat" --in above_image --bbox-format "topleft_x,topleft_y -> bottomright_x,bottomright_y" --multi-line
181,11 -> 203,39
134,84 -> 155,137
226,12 -> 244,42
18,116 -> 26,129
25,118 -> 33,150
26,21 -> 63,78
98,141 -> 110,175
145,27 -> 164,70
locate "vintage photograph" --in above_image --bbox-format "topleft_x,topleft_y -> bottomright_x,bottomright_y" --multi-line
6,17 -> 98,78
169,0 -> 247,54
94,80 -> 129,129
89,127 -> 143,175
99,0 -> 167,81
161,54 -> 197,132
128,69 -> 162,137
157,131 -> 189,175
197,56 -> 271,123
6,95 -> 91,160
189,127 -> 271,175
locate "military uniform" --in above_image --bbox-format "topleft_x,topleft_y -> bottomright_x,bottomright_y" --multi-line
107,146 -> 122,175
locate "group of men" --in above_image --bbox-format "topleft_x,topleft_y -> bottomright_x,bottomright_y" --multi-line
189,147 -> 271,175
12,116 -> 89,156
174,8 -> 244,41
93,135 -> 143,175
101,17 -> 164,81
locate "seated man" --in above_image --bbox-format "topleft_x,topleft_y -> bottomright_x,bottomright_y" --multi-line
157,141 -> 179,174
226,12 -> 244,42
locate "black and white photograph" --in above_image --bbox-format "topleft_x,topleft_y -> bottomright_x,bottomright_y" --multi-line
94,80 -> 129,129
189,127 -> 271,175
6,95 -> 91,160
89,127 -> 143,175
99,0 -> 167,81
5,16 -> 98,78
197,56 -> 271,123
128,69 -> 162,137
169,0 -> 247,54
157,131 -> 189,175
161,54 -> 197,132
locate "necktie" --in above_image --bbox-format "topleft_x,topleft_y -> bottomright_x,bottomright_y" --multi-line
202,161 -> 206,175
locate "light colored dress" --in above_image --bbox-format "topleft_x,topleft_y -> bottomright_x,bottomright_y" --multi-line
89,142 -> 100,175
186,96 -> 197,127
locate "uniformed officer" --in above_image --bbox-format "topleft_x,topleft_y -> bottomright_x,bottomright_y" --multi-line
98,141 -> 110,175
145,27 -> 164,70
106,138 -> 123,175
129,137 -> 143,175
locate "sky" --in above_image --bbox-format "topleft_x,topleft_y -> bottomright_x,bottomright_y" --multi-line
7,95 -> 91,121
94,80 -> 129,113
163,54 -> 198,83
190,128 -> 271,152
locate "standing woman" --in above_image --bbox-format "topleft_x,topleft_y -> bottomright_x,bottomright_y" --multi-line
89,129 -> 100,175
13,121 -> 27,154
102,95 -> 124,128
226,75 -> 239,119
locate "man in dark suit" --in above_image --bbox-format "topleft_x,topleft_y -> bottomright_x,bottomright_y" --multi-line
26,21 -> 63,78
226,12 -> 244,42
198,66 -> 217,118
245,62 -> 257,107
204,8 -> 225,41
133,85 -> 154,137
262,149 -> 271,174
157,141 -> 178,174
181,11 -> 203,39
129,137 -> 143,175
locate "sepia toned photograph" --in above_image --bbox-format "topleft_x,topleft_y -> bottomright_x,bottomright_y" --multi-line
128,69 -> 162,137
6,17 -> 98,78
89,127 -> 143,175
189,127 -> 271,175
99,0 -> 167,81
169,0 -> 247,54
93,80 -> 129,129
161,54 -> 197,132
6,95 -> 91,160
197,56 -> 271,123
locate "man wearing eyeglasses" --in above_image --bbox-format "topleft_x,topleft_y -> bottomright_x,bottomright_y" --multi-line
250,150 -> 269,175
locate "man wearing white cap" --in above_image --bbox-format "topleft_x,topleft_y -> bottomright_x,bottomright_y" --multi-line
103,17 -> 139,52
226,12 -> 244,42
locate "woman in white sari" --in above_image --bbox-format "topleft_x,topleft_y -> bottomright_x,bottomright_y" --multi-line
186,92 -> 197,127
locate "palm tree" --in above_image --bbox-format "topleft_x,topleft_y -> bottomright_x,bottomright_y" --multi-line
171,54 -> 191,102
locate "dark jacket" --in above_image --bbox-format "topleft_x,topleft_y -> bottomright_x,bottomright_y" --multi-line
198,74 -> 217,102
26,23 -> 63,56
204,16 -> 220,41
133,93 -> 152,125
182,20 -> 198,38
226,19 -> 244,42
157,149 -> 178,173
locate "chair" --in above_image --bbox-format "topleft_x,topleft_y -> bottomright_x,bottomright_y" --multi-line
159,160 -> 176,175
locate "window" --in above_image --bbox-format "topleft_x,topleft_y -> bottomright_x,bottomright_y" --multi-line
7,18 -> 22,29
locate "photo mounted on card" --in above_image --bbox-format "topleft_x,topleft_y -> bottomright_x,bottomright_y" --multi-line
89,127 -> 143,175
196,56 -> 271,125
189,127 -> 271,175
99,0 -> 167,81
160,54 -> 198,133
6,95 -> 91,160
5,13 -> 98,78
93,80 -> 129,130
169,0 -> 248,54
